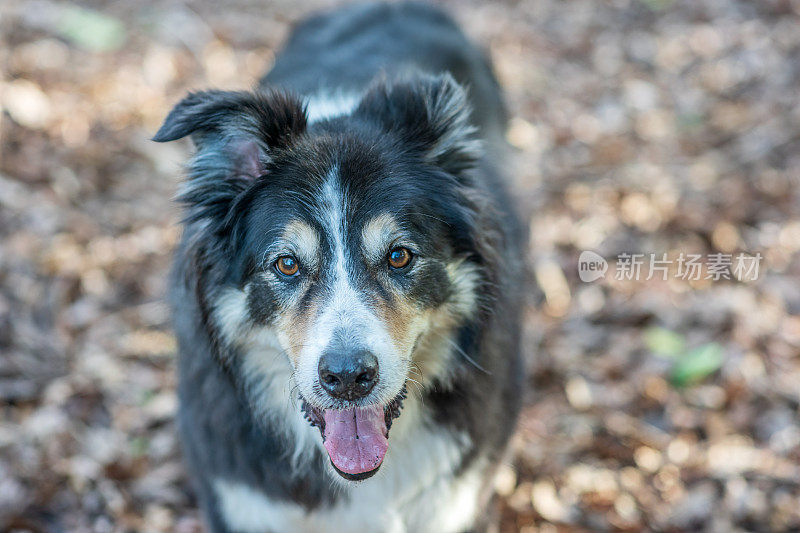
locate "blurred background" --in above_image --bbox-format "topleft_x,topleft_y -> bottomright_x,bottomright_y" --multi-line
1,0 -> 799,531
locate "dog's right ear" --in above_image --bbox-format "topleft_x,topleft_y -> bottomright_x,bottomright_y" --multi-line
153,89 -> 307,224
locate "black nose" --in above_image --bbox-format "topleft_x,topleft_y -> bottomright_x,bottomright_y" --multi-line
318,349 -> 378,401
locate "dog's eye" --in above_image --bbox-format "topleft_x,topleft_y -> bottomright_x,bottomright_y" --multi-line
388,247 -> 412,269
275,255 -> 300,276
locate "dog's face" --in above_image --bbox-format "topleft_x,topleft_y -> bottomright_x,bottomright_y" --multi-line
155,75 -> 489,480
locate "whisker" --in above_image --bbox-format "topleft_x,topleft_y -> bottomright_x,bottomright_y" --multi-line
405,377 -> 424,399
408,211 -> 452,227
424,329 -> 491,375
448,338 -> 490,374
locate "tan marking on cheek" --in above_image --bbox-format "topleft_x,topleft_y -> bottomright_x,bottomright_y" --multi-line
275,295 -> 320,366
376,262 -> 471,353
373,295 -> 420,353
361,213 -> 400,263
410,305 -> 459,376
404,261 -> 482,384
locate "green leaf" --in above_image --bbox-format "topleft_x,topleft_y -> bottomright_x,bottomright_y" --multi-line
57,6 -> 126,52
644,327 -> 685,357
139,389 -> 156,406
639,0 -> 675,11
670,343 -> 724,387
130,436 -> 148,457
677,113 -> 704,132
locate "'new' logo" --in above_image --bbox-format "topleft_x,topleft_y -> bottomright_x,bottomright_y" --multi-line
578,251 -> 607,282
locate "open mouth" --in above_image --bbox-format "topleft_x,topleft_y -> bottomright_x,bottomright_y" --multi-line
301,387 -> 407,480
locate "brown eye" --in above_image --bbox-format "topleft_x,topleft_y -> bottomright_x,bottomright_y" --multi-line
388,247 -> 412,269
275,255 -> 299,276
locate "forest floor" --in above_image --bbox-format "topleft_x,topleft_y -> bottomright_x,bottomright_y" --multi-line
1,0 -> 799,530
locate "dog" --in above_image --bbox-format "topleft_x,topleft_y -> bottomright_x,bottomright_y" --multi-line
153,2 -> 525,531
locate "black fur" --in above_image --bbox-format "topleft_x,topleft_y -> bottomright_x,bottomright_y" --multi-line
354,74 -> 481,174
153,89 -> 307,228
156,2 -> 525,532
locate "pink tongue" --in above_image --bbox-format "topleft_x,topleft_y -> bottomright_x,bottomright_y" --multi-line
322,405 -> 388,475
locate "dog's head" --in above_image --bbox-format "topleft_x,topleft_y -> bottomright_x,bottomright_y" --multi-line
155,74 -> 495,480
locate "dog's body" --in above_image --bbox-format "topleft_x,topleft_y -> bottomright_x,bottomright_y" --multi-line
155,3 -> 524,532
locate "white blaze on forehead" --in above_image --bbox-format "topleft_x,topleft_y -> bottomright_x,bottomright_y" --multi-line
295,169 -> 407,408
320,171 -> 349,283
361,213 -> 401,263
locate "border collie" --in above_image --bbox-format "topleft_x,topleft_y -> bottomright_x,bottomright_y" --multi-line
153,2 -> 524,531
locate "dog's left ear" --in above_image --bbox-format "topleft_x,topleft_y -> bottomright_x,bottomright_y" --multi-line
153,89 -> 306,224
355,73 -> 481,175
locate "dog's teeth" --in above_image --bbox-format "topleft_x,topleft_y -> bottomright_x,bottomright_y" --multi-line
300,398 -> 322,428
